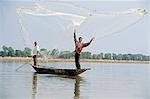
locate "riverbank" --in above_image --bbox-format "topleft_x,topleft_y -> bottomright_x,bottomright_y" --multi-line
0,56 -> 150,64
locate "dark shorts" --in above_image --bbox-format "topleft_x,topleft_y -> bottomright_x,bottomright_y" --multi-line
33,55 -> 37,58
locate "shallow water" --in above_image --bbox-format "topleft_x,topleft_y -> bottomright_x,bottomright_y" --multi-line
0,61 -> 150,99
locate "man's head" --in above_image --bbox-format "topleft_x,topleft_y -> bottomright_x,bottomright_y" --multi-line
34,41 -> 37,46
79,37 -> 82,42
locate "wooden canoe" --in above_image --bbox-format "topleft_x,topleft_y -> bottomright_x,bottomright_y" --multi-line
31,64 -> 90,76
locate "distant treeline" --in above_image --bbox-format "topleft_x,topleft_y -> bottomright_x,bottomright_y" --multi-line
0,46 -> 150,61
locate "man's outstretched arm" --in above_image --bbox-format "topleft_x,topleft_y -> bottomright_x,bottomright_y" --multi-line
74,29 -> 77,43
83,37 -> 95,47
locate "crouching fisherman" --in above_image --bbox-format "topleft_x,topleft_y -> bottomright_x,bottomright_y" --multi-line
33,41 -> 40,66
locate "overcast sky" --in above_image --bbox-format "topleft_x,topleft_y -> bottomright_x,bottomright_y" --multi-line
0,0 -> 149,54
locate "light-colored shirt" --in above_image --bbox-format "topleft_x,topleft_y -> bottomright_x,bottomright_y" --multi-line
33,45 -> 40,56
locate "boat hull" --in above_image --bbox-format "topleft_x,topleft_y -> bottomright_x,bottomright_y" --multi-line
31,65 -> 90,76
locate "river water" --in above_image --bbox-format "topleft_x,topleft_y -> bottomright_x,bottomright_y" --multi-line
0,61 -> 150,99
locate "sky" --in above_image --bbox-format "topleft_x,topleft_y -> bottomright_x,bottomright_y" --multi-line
0,0 -> 150,55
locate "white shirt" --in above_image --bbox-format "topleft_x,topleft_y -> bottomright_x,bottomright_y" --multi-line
33,45 -> 40,56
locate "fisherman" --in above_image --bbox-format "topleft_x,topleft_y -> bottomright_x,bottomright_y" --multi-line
33,41 -> 40,66
74,30 -> 94,69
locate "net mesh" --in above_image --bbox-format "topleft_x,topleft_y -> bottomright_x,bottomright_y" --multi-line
17,2 -> 149,51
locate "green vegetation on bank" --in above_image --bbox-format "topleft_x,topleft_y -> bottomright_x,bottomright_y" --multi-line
0,45 -> 150,61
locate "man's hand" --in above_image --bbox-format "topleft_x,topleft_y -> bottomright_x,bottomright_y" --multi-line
91,37 -> 95,41
74,29 -> 76,33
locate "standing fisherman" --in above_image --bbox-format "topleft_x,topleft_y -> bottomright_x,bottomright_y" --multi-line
74,30 -> 94,69
33,41 -> 40,66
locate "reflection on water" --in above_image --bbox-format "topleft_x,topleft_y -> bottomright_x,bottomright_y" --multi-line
32,73 -> 37,99
74,76 -> 81,99
32,73 -> 83,99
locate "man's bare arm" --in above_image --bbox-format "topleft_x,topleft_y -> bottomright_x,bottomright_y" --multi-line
74,30 -> 77,43
83,37 -> 95,47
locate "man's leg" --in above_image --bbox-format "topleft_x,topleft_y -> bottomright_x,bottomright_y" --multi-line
75,53 -> 80,69
35,55 -> 37,66
77,54 -> 81,69
33,55 -> 37,65
75,53 -> 78,69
